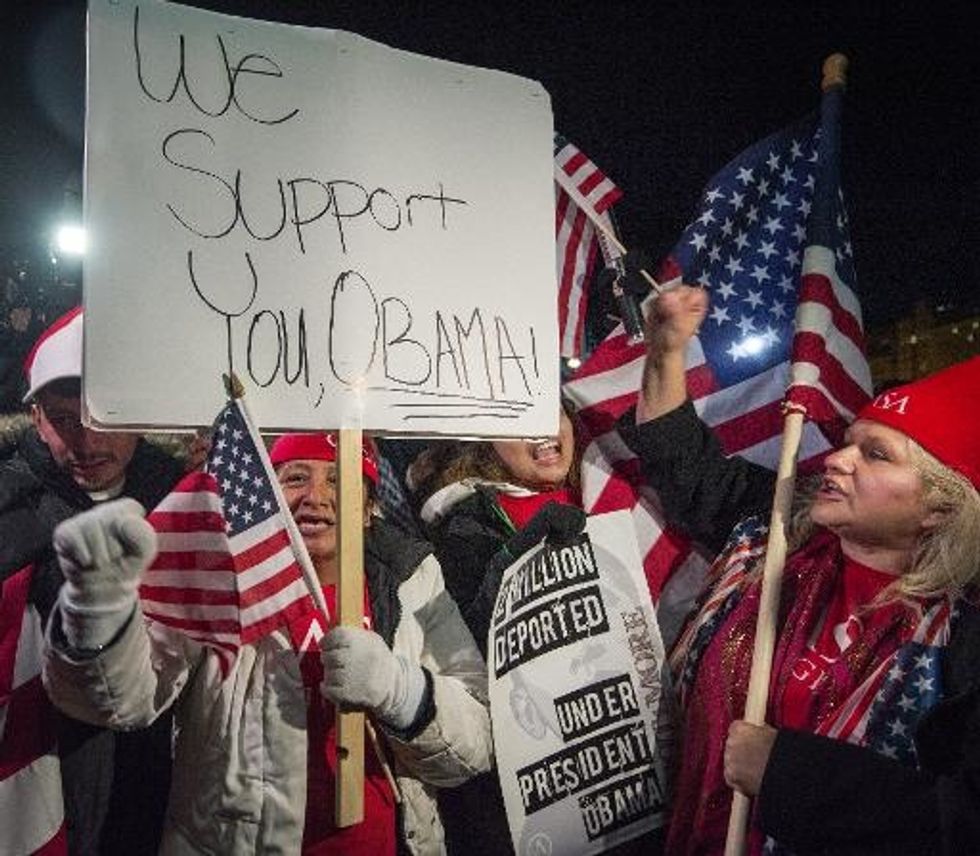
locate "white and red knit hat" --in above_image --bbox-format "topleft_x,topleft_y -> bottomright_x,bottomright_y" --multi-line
268,432 -> 380,485
22,306 -> 83,402
856,356 -> 980,489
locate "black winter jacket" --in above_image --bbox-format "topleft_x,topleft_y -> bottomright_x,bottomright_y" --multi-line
0,430 -> 183,855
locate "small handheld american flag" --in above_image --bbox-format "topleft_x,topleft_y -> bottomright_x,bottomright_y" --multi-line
141,400 -> 315,673
554,134 -> 623,358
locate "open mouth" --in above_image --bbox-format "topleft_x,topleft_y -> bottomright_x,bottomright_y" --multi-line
817,477 -> 845,498
296,515 -> 334,535
531,439 -> 562,463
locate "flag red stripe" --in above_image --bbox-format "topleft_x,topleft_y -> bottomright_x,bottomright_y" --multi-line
149,550 -> 234,572
235,528 -> 293,570
576,169 -> 605,197
240,597 -> 314,644
577,391 -> 641,436
139,585 -> 238,606
790,330 -> 872,415
592,185 -> 623,213
686,363 -> 719,400
554,190 -> 571,232
143,611 -> 241,635
561,150 -> 587,176
0,676 -> 57,780
798,271 -> 865,351
557,208 -> 589,338
642,529 -> 694,601
147,510 -> 226,533
711,399 -> 786,455
0,565 -> 32,701
571,336 -> 643,379
586,462 -> 639,515
569,238 -> 599,356
239,562 -> 305,608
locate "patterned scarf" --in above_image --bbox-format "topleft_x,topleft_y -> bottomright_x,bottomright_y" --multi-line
666,516 -> 954,856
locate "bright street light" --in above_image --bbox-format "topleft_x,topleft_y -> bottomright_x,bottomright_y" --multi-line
55,224 -> 87,256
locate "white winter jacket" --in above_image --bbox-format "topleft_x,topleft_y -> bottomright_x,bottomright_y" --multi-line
44,527 -> 492,855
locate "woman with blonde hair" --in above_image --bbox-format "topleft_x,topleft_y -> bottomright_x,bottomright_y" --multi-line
625,284 -> 980,855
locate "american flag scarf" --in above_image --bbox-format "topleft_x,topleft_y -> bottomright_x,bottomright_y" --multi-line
667,517 -> 954,855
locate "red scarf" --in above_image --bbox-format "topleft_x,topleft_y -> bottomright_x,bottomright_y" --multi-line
288,588 -> 397,856
496,486 -> 577,529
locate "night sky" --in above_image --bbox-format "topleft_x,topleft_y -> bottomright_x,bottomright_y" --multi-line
2,0 -> 977,331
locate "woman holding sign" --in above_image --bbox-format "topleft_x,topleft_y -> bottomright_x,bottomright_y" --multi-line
412,413 -> 676,855
42,432 -> 492,855
624,284 -> 980,855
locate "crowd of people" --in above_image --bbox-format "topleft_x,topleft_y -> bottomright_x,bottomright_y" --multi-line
1,290 -> 978,855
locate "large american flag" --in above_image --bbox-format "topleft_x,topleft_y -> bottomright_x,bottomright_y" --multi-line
0,565 -> 67,856
564,82 -> 871,627
554,135 -> 622,358
141,401 -> 314,671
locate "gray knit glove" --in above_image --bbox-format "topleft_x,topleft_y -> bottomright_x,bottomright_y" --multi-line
320,626 -> 427,731
54,498 -> 157,652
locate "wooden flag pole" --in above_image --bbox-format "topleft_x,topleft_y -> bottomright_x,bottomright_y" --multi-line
722,408 -> 804,856
722,53 -> 849,856
335,427 -> 366,827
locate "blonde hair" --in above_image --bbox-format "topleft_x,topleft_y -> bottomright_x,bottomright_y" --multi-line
787,441 -> 980,603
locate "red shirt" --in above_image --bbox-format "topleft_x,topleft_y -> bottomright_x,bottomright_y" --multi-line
779,556 -> 895,730
288,586 -> 397,856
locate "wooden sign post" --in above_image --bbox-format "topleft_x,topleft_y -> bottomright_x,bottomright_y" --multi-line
335,428 -> 366,826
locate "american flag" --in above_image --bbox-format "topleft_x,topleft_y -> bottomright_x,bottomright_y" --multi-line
0,565 -> 67,855
564,82 -> 871,624
554,134 -> 622,358
141,401 -> 314,672
818,598 -> 950,758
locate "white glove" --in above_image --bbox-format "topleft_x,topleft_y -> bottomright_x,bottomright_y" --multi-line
321,626 -> 427,732
53,497 -> 158,652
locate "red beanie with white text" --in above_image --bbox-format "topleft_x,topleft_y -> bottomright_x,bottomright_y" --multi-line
855,356 -> 980,489
268,433 -> 380,485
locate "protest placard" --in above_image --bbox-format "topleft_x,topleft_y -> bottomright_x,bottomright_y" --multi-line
489,511 -> 672,855
84,0 -> 557,436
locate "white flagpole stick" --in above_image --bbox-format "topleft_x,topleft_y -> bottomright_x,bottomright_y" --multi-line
227,377 -> 399,817
553,164 -> 662,294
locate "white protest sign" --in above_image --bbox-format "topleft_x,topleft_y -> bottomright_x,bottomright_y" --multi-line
84,0 -> 558,436
489,511 -> 672,855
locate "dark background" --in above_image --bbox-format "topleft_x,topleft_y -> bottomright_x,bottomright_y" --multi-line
2,0 -> 977,331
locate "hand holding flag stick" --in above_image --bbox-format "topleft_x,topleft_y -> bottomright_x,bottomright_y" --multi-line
224,375 -> 399,824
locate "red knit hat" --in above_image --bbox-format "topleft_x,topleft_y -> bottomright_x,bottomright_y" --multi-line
22,306 -> 83,402
856,356 -> 980,489
268,433 -> 379,485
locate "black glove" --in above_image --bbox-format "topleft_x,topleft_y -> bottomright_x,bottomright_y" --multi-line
467,502 -> 587,657
492,501 -> 587,573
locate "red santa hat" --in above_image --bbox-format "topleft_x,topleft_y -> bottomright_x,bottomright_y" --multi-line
856,356 -> 980,489
22,306 -> 83,402
268,432 -> 380,485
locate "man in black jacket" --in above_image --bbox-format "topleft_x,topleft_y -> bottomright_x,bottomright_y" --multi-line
0,307 -> 183,854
